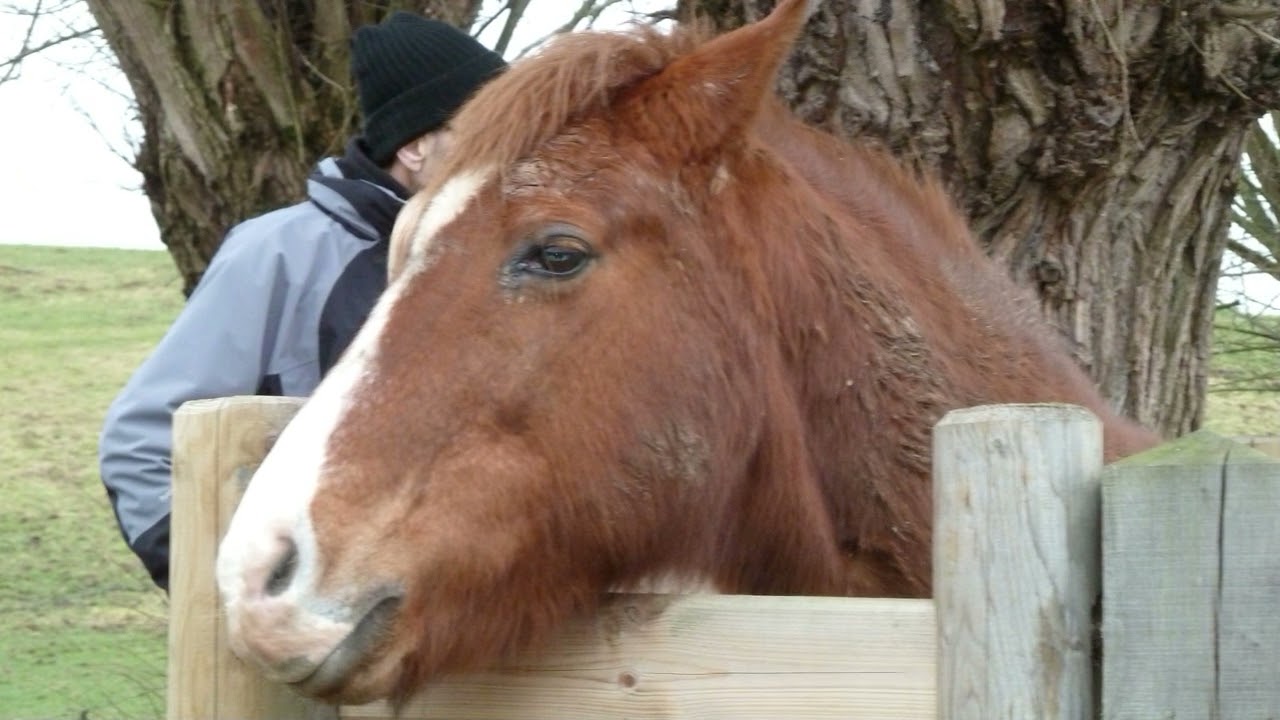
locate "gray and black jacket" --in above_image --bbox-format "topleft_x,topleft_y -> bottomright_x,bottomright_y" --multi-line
99,139 -> 408,590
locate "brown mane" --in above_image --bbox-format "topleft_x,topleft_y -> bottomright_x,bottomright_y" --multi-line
430,24 -> 706,197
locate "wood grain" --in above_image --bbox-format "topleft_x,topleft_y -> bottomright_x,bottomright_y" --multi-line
933,403 -> 1102,720
168,396 -> 334,720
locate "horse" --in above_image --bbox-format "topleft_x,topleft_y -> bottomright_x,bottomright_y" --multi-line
216,0 -> 1158,705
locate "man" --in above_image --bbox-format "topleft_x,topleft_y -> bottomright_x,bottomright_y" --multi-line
99,13 -> 507,590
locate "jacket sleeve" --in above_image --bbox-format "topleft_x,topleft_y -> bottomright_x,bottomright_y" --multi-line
99,228 -> 290,590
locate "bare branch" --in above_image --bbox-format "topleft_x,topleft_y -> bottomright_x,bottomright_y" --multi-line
556,0 -> 629,33
1,0 -> 44,84
472,0 -> 509,40
1214,4 -> 1280,21
492,0 -> 531,56
1215,323 -> 1280,344
1227,239 -> 1280,281
2,0 -> 102,85
1180,23 -> 1258,105
1230,18 -> 1280,48
4,25 -> 94,63
509,0 -> 657,59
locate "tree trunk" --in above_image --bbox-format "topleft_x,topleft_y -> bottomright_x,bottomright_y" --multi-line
680,0 -> 1280,437
83,0 -> 483,294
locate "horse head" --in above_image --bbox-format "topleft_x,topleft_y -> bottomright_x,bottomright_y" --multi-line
215,0 -> 1155,703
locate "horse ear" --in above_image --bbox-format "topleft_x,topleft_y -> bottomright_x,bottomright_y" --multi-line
627,0 -> 818,159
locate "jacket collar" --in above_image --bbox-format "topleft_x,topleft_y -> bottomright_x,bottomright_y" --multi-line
307,138 -> 410,243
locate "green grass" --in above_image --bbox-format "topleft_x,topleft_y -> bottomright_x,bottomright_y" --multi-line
0,244 -> 1275,718
1205,308 -> 1280,437
0,245 -> 180,720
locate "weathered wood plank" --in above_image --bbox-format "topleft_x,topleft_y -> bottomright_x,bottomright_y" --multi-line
1101,431 -> 1232,719
1219,443 -> 1280,717
932,403 -> 1102,720
168,396 -> 334,720
344,594 -> 936,720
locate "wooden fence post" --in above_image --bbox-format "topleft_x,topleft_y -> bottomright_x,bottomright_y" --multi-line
933,404 -> 1103,720
1102,431 -> 1280,718
167,396 -> 337,720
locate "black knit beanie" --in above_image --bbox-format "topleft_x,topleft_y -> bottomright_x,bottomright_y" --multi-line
352,13 -> 507,166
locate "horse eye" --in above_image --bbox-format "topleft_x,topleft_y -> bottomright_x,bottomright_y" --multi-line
539,245 -> 586,275
516,240 -> 590,278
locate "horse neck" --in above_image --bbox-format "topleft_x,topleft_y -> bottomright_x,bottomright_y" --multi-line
745,103 -> 1159,465
736,105 -> 967,416
707,111 -> 978,595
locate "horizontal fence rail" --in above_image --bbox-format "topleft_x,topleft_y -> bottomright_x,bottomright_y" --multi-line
167,398 -> 1280,719
346,594 -> 934,720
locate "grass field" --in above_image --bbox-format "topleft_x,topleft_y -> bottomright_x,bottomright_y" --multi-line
1,245 -> 180,719
0,243 -> 1275,719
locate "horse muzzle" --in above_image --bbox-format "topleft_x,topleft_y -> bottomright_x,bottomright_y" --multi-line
222,587 -> 403,699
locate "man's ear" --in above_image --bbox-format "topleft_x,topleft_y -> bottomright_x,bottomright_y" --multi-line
621,0 -> 817,161
395,136 -> 429,175
396,131 -> 452,189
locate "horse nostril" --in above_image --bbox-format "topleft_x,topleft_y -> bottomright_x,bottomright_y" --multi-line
265,539 -> 299,597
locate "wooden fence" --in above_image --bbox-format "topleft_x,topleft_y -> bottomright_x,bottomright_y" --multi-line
167,397 -> 1280,719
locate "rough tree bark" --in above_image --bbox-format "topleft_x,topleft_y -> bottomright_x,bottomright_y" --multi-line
83,0 -> 483,294
680,0 -> 1280,436
87,0 -> 1279,435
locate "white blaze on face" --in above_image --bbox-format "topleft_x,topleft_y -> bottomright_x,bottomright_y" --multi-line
216,167 -> 495,609
403,167 -> 495,275
215,321 -> 371,607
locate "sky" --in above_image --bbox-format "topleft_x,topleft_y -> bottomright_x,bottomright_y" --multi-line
0,1 -> 668,251
0,3 -> 152,248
